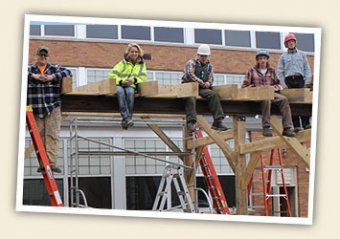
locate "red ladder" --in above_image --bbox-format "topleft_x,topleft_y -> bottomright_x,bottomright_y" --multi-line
248,148 -> 291,216
26,106 -> 63,207
195,129 -> 230,214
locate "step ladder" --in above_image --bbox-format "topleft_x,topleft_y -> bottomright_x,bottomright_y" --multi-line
152,165 -> 195,212
26,106 -> 63,207
195,129 -> 230,214
248,148 -> 291,216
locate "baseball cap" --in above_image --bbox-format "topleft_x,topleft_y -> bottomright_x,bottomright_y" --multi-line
36,46 -> 49,55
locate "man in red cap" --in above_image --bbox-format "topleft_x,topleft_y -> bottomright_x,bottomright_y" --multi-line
277,33 -> 312,132
27,46 -> 72,173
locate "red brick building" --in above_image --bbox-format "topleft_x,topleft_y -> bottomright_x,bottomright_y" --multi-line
23,17 -> 316,218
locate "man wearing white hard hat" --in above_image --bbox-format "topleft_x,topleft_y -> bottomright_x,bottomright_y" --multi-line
182,44 -> 228,134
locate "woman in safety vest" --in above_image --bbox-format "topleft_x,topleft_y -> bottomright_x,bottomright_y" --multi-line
109,43 -> 147,129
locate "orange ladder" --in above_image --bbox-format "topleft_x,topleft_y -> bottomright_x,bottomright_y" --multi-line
195,129 -> 230,214
26,106 -> 63,207
248,148 -> 291,216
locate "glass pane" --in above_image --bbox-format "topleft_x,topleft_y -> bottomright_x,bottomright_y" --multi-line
293,33 -> 315,52
44,25 -> 75,36
121,25 -> 151,40
195,29 -> 222,45
225,30 -> 251,47
86,25 -> 118,39
154,27 -> 184,43
30,25 -> 41,36
255,31 -> 281,49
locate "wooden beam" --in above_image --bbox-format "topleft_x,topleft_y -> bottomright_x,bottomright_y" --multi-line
236,86 -> 275,100
196,115 -> 236,171
242,152 -> 261,189
233,115 -> 248,215
213,85 -> 275,101
187,130 -> 234,149
183,125 -> 195,204
280,88 -> 313,103
146,123 -> 184,162
69,79 -> 116,95
194,146 -> 204,170
61,77 -> 73,94
212,84 -> 238,99
270,116 -> 310,167
155,82 -> 198,98
139,81 -> 159,97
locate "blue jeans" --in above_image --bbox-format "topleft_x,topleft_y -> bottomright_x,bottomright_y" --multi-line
116,86 -> 135,121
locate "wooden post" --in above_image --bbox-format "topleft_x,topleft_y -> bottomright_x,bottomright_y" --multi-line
233,115 -> 248,215
183,122 -> 195,205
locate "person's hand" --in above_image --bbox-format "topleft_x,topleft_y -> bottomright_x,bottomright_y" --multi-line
44,74 -> 55,81
203,81 -> 211,89
122,78 -> 135,87
273,85 -> 283,92
32,73 -> 45,81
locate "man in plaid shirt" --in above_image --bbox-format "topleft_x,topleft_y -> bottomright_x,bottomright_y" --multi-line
27,46 -> 72,173
242,49 -> 295,137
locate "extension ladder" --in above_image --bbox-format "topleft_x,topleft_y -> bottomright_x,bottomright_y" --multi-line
26,106 -> 63,207
248,148 -> 291,216
195,129 -> 230,214
152,165 -> 195,212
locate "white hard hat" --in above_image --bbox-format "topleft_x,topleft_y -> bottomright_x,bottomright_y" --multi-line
197,44 -> 211,55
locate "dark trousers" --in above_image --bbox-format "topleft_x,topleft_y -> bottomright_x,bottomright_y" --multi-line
285,75 -> 311,128
185,88 -> 224,122
261,93 -> 293,129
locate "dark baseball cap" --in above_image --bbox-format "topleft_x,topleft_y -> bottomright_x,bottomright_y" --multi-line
36,46 -> 49,55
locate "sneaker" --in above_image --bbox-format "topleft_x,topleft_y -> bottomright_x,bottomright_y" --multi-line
211,120 -> 228,131
125,118 -> 134,128
187,121 -> 196,134
282,128 -> 296,137
121,119 -> 128,130
51,166 -> 62,173
262,127 -> 273,137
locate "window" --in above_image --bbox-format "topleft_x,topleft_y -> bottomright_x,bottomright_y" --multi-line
87,69 -> 111,84
194,29 -> 222,45
121,25 -> 151,40
154,27 -> 184,43
125,138 -> 182,175
30,25 -> 41,36
86,25 -> 118,39
226,74 -> 244,87
75,138 -> 112,175
225,30 -> 251,47
255,31 -> 281,49
155,71 -> 183,86
44,25 -> 75,37
294,33 -> 315,52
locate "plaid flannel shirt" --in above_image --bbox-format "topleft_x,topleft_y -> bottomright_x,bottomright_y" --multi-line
27,63 -> 72,118
242,66 -> 280,88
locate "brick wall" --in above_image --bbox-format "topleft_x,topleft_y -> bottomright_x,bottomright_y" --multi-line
29,39 -> 314,75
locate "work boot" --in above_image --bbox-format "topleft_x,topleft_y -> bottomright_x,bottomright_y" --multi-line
187,121 -> 196,134
294,127 -> 304,133
51,166 -> 62,173
211,119 -> 228,131
304,124 -> 311,130
282,128 -> 296,137
262,127 -> 273,137
37,167 -> 44,173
